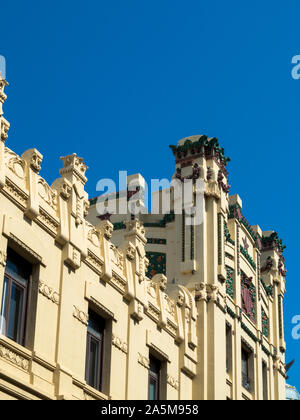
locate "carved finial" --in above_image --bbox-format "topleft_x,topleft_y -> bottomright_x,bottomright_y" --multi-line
0,75 -> 8,116
0,75 -> 10,143
59,154 -> 88,184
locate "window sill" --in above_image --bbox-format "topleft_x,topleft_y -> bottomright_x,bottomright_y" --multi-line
226,373 -> 232,386
0,334 -> 32,360
242,387 -> 253,400
84,383 -> 110,400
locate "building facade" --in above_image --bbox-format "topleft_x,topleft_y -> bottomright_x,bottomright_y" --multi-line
0,75 -> 287,400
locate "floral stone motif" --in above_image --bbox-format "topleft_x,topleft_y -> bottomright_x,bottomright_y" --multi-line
226,266 -> 234,299
261,308 -> 269,338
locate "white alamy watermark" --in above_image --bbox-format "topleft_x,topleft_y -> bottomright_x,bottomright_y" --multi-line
95,171 -> 205,226
0,55 -> 6,79
292,315 -> 300,340
291,55 -> 300,80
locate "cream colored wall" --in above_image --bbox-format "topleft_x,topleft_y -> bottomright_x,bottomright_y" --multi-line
0,77 -> 287,400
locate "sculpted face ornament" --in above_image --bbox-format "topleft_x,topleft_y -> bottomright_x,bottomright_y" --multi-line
97,219 -> 113,240
126,219 -> 146,238
32,154 -> 42,172
1,118 -> 9,142
152,273 -> 167,291
177,290 -> 185,307
22,148 -> 43,173
159,276 -> 167,291
51,178 -> 72,200
83,200 -> 90,217
126,244 -> 135,261
104,223 -> 113,240
61,182 -> 72,199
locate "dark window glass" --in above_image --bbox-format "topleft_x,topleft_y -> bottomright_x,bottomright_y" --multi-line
0,248 -> 31,346
226,325 -> 232,374
262,361 -> 268,400
148,355 -> 161,400
242,348 -> 250,391
85,310 -> 105,391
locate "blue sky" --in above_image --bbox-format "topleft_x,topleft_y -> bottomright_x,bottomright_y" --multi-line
1,0 -> 300,391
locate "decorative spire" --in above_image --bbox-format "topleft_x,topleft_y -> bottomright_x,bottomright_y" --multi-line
0,74 -> 10,143
0,74 -> 8,116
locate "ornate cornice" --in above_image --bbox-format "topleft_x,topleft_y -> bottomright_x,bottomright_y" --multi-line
169,136 -> 230,168
10,233 -> 43,263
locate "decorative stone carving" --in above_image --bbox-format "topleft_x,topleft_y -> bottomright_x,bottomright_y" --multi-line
164,295 -> 175,316
38,177 -> 58,210
131,300 -> 144,321
206,284 -> 219,303
147,280 -> 157,299
60,154 -> 88,184
0,344 -> 29,371
204,179 -> 220,199
167,375 -> 180,390
98,220 -> 113,240
138,353 -> 150,369
10,233 -> 43,262
39,281 -> 60,305
72,248 -> 81,267
125,219 -> 146,242
85,250 -> 103,275
0,117 -> 10,142
126,243 -> 135,261
51,178 -> 72,200
5,178 -> 28,205
83,199 -> 90,217
73,306 -> 89,326
38,208 -> 59,233
112,334 -> 128,354
4,148 -> 26,179
177,290 -> 185,307
85,222 -> 100,247
0,77 -> 9,114
111,244 -> 124,270
0,250 -> 7,267
73,185 -> 83,227
21,148 -> 43,173
152,273 -> 167,292
195,282 -> 206,301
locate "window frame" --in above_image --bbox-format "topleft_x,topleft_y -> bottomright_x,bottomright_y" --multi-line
85,311 -> 105,392
262,360 -> 268,400
1,252 -> 31,346
148,355 -> 161,401
241,347 -> 251,391
226,324 -> 233,375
